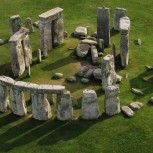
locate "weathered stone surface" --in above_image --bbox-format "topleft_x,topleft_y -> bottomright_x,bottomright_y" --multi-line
116,74 -> 122,83
81,89 -> 100,119
81,39 -> 97,45
114,7 -> 127,31
81,78 -> 90,84
31,93 -> 52,120
93,68 -> 102,80
39,7 -> 64,57
37,49 -> 42,63
91,46 -> 98,64
27,66 -> 31,77
86,36 -> 97,41
0,76 -> 15,86
84,68 -> 94,78
104,85 -> 120,116
120,33 -> 129,67
121,106 -> 134,117
101,54 -> 117,90
119,16 -> 130,35
129,102 -> 141,111
97,6 -> 110,47
0,39 -> 4,45
0,84 -> 9,112
131,88 -> 144,95
73,26 -> 87,37
10,87 -> 27,116
134,102 -> 143,108
10,15 -> 21,36
98,39 -> 104,52
52,18 -> 64,47
56,91 -> 73,121
25,17 -> 34,33
66,76 -> 77,83
53,73 -> 63,79
76,43 -> 90,58
77,66 -> 88,77
37,84 -> 65,94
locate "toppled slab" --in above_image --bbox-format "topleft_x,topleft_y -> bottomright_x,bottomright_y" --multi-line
131,88 -> 144,95
91,46 -> 98,64
93,68 -> 102,80
84,68 -> 94,78
129,102 -> 143,111
76,43 -> 90,58
73,26 -> 87,37
0,76 -> 15,86
77,66 -> 88,77
81,39 -> 97,45
121,106 -> 134,117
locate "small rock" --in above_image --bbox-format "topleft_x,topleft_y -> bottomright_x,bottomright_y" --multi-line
150,97 -> 153,103
116,74 -> 122,83
134,102 -> 143,108
73,26 -> 87,37
66,76 -> 77,83
129,102 -> 140,111
53,73 -> 63,79
84,68 -> 94,78
81,39 -> 97,45
81,78 -> 90,84
33,21 -> 39,28
0,39 -> 4,45
136,38 -> 141,45
76,43 -> 90,58
64,31 -> 68,37
125,74 -> 128,79
121,106 -> 134,117
93,68 -> 102,80
77,66 -> 88,77
131,88 -> 144,95
146,65 -> 153,70
98,52 -> 104,57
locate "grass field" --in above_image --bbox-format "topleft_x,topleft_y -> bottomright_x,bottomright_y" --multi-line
1,0 -> 153,153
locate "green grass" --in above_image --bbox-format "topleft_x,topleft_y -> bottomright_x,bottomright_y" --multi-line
1,0 -> 153,152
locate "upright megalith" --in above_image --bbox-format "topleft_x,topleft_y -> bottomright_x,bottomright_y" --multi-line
31,93 -> 52,120
10,82 -> 27,116
119,16 -> 130,67
104,85 -> 120,116
97,6 -> 110,47
10,15 -> 21,36
101,54 -> 117,91
114,7 -> 127,31
39,7 -> 64,57
25,17 -> 34,33
81,89 -> 100,120
56,91 -> 73,121
9,27 -> 32,77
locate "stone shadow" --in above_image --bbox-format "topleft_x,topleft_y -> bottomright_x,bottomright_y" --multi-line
0,63 -> 13,77
110,27 -> 119,37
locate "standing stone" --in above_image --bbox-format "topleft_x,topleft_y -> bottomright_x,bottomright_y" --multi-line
98,39 -> 104,52
31,93 -> 52,120
91,45 -> 98,64
56,91 -> 73,121
0,83 -> 9,112
25,17 -> 34,33
120,16 -> 130,67
101,54 -> 117,90
37,49 -> 42,63
10,15 -> 21,36
52,18 -> 64,47
10,87 -> 27,116
104,85 -> 120,116
81,89 -> 100,119
22,34 -> 32,68
97,6 -> 110,47
114,7 -> 127,31
27,66 -> 31,77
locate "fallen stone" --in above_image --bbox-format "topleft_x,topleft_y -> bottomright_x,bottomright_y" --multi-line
86,36 -> 97,41
93,68 -> 102,80
91,46 -> 98,64
76,43 -> 90,58
73,26 -> 87,37
0,39 -> 4,45
81,89 -> 100,119
66,76 -> 77,83
146,65 -> 153,70
81,39 -> 97,45
129,102 -> 140,111
84,68 -> 94,78
77,66 -> 88,77
53,73 -> 63,79
131,88 -> 144,95
121,106 -> 134,117
116,74 -> 122,83
33,21 -> 39,28
81,78 -> 90,84
134,102 -> 143,108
